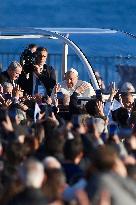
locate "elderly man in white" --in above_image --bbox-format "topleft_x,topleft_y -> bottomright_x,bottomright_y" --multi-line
52,68 -> 95,105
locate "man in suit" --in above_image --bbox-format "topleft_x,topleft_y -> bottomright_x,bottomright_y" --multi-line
18,47 -> 56,96
0,61 -> 22,86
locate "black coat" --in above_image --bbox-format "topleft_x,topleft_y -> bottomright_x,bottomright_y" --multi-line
18,64 -> 56,96
7,187 -> 48,205
0,71 -> 17,85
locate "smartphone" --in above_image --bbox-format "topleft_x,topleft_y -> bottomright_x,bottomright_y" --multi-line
72,115 -> 81,127
109,124 -> 118,136
57,92 -> 64,99
57,92 -> 64,105
4,93 -> 12,100
96,89 -> 102,101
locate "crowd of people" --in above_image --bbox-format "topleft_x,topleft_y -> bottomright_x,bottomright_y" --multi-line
0,44 -> 136,205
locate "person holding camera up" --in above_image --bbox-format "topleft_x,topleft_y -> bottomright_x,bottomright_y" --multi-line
18,47 -> 56,97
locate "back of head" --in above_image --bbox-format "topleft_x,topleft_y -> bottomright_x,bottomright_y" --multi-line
92,146 -> 118,172
115,107 -> 129,126
44,128 -> 65,159
121,82 -> 135,93
19,158 -> 44,188
43,168 -> 66,201
43,156 -> 61,169
63,135 -> 83,162
28,44 -> 37,50
35,47 -> 48,56
85,99 -> 97,116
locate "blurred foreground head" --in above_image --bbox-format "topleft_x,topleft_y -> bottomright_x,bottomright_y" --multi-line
19,158 -> 45,188
92,146 -> 127,177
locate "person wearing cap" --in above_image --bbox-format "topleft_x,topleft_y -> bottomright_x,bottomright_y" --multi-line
51,68 -> 95,105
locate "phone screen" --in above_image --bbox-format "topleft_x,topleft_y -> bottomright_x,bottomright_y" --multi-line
4,93 -> 12,100
96,89 -> 102,101
57,92 -> 64,105
72,115 -> 80,127
109,124 -> 118,136
57,92 -> 64,99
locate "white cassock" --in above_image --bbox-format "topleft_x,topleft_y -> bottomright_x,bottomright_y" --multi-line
51,80 -> 95,99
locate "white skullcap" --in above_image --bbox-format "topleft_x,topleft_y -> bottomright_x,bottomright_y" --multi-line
70,68 -> 78,76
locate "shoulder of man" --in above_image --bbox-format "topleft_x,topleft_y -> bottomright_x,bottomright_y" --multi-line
44,64 -> 54,71
43,64 -> 55,77
0,71 -> 9,80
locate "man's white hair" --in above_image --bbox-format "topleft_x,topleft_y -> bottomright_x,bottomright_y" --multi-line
19,158 -> 45,188
8,61 -> 22,70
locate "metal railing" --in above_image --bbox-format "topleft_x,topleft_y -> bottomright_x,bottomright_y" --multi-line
0,52 -> 136,87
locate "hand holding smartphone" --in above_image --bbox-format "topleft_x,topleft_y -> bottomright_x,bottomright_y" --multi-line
57,92 -> 64,105
96,89 -> 102,101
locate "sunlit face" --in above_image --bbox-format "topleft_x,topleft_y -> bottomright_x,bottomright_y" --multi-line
9,66 -> 22,80
122,94 -> 134,109
66,72 -> 78,88
36,50 -> 48,66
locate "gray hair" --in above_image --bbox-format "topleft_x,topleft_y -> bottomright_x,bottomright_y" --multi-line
121,82 -> 135,93
8,61 -> 22,70
19,158 -> 44,188
3,82 -> 13,88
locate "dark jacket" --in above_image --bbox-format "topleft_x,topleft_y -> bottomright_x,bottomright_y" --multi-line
18,64 -> 56,96
0,71 -> 17,85
7,187 -> 48,205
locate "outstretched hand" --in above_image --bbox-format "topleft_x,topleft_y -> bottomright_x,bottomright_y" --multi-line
75,83 -> 90,94
109,82 -> 118,101
13,84 -> 24,99
2,114 -> 14,132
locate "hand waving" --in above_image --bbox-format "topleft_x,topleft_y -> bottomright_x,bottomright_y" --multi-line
75,83 -> 90,94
